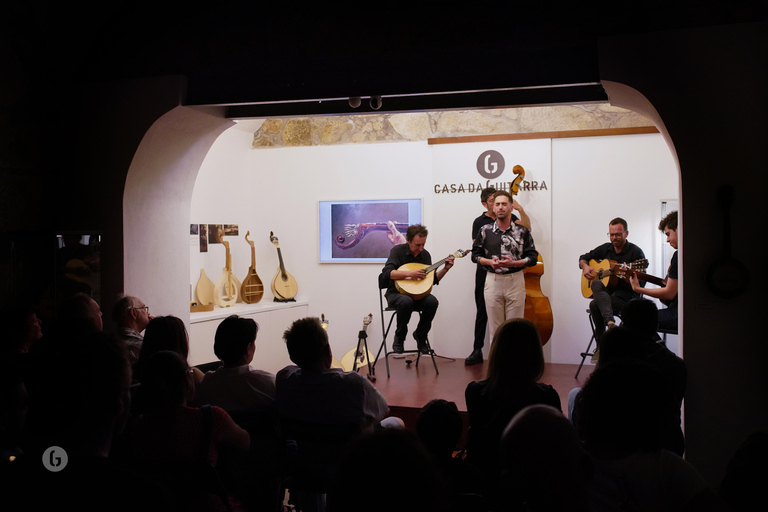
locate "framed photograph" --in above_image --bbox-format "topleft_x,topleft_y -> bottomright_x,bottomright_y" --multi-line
319,199 -> 422,263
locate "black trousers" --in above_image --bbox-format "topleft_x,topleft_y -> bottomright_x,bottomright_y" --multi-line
386,292 -> 439,344
473,266 -> 488,350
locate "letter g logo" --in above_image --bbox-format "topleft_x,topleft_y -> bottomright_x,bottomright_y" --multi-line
476,150 -> 505,179
43,446 -> 68,472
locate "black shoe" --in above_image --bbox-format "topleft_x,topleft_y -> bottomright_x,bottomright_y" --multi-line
464,349 -> 483,366
414,335 -> 430,354
392,339 -> 404,354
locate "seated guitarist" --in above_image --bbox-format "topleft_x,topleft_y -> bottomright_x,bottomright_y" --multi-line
579,217 -> 646,343
380,224 -> 454,354
629,211 -> 679,332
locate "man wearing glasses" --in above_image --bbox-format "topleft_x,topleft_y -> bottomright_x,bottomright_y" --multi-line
111,295 -> 153,367
579,218 -> 646,345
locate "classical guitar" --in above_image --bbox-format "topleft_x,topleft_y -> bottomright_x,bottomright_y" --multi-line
395,249 -> 470,300
612,266 -> 672,305
581,258 -> 649,298
214,237 -> 239,307
269,231 -> 298,301
240,230 -> 264,304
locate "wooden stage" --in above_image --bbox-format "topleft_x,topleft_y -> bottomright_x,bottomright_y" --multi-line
356,354 -> 595,432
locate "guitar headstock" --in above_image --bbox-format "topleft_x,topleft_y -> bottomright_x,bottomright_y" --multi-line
454,248 -> 472,258
631,258 -> 649,270
269,231 -> 280,248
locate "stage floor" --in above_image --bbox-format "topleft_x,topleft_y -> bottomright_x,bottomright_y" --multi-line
357,355 -> 594,430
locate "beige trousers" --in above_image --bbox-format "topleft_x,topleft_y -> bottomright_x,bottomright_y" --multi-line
484,271 -> 526,341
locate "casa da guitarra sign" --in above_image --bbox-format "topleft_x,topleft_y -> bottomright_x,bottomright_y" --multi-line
433,149 -> 548,195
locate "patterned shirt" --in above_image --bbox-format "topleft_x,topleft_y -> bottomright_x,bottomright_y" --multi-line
472,220 -> 538,274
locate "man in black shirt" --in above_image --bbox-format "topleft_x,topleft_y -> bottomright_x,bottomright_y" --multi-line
579,217 -> 646,341
381,225 -> 454,353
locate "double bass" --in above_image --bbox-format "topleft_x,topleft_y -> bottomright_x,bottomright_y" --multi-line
510,165 -> 554,345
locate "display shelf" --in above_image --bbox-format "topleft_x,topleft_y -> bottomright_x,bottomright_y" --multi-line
189,299 -> 309,323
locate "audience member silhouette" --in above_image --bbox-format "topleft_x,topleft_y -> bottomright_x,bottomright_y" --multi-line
567,325 -> 645,422
0,303 -> 44,356
190,315 -> 280,512
464,318 -> 560,510
56,291 -> 104,333
574,359 -> 726,511
277,316 -> 401,431
122,350 -> 249,512
277,316 -> 402,512
416,399 -> 485,511
328,428 -> 449,512
499,404 -> 591,512
9,331 -> 172,511
191,314 -> 276,414
136,315 -> 204,385
621,298 -> 687,454
111,294 -> 153,367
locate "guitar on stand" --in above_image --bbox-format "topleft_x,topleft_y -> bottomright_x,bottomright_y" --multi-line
213,234 -> 239,307
269,231 -> 298,302
340,313 -> 376,382
581,258 -> 649,298
240,231 -> 264,304
394,249 -> 471,300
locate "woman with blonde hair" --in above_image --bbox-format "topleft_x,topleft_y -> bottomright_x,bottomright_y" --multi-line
464,318 -> 560,510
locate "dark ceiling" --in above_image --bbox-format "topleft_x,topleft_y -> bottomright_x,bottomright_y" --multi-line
2,1 -> 767,117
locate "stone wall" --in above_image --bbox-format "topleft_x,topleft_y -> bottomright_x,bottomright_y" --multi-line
252,104 -> 653,148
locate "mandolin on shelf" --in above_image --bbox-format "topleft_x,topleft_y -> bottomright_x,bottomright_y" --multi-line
214,235 -> 239,307
269,231 -> 298,301
240,231 -> 264,304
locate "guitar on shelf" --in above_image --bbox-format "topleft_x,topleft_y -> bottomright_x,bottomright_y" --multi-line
395,249 -> 470,300
269,231 -> 298,301
240,231 -> 264,304
214,236 -> 239,307
581,258 -> 649,298
612,265 -> 671,305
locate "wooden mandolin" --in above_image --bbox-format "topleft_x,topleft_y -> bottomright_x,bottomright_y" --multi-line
240,231 -> 264,304
395,249 -> 470,300
269,231 -> 298,301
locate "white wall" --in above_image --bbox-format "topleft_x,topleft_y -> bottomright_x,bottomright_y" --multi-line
189,128 -> 678,368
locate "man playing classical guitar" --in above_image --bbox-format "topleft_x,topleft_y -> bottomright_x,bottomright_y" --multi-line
381,224 -> 454,354
579,217 -> 647,345
466,187 -> 531,366
472,190 -> 538,344
629,211 -> 679,332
